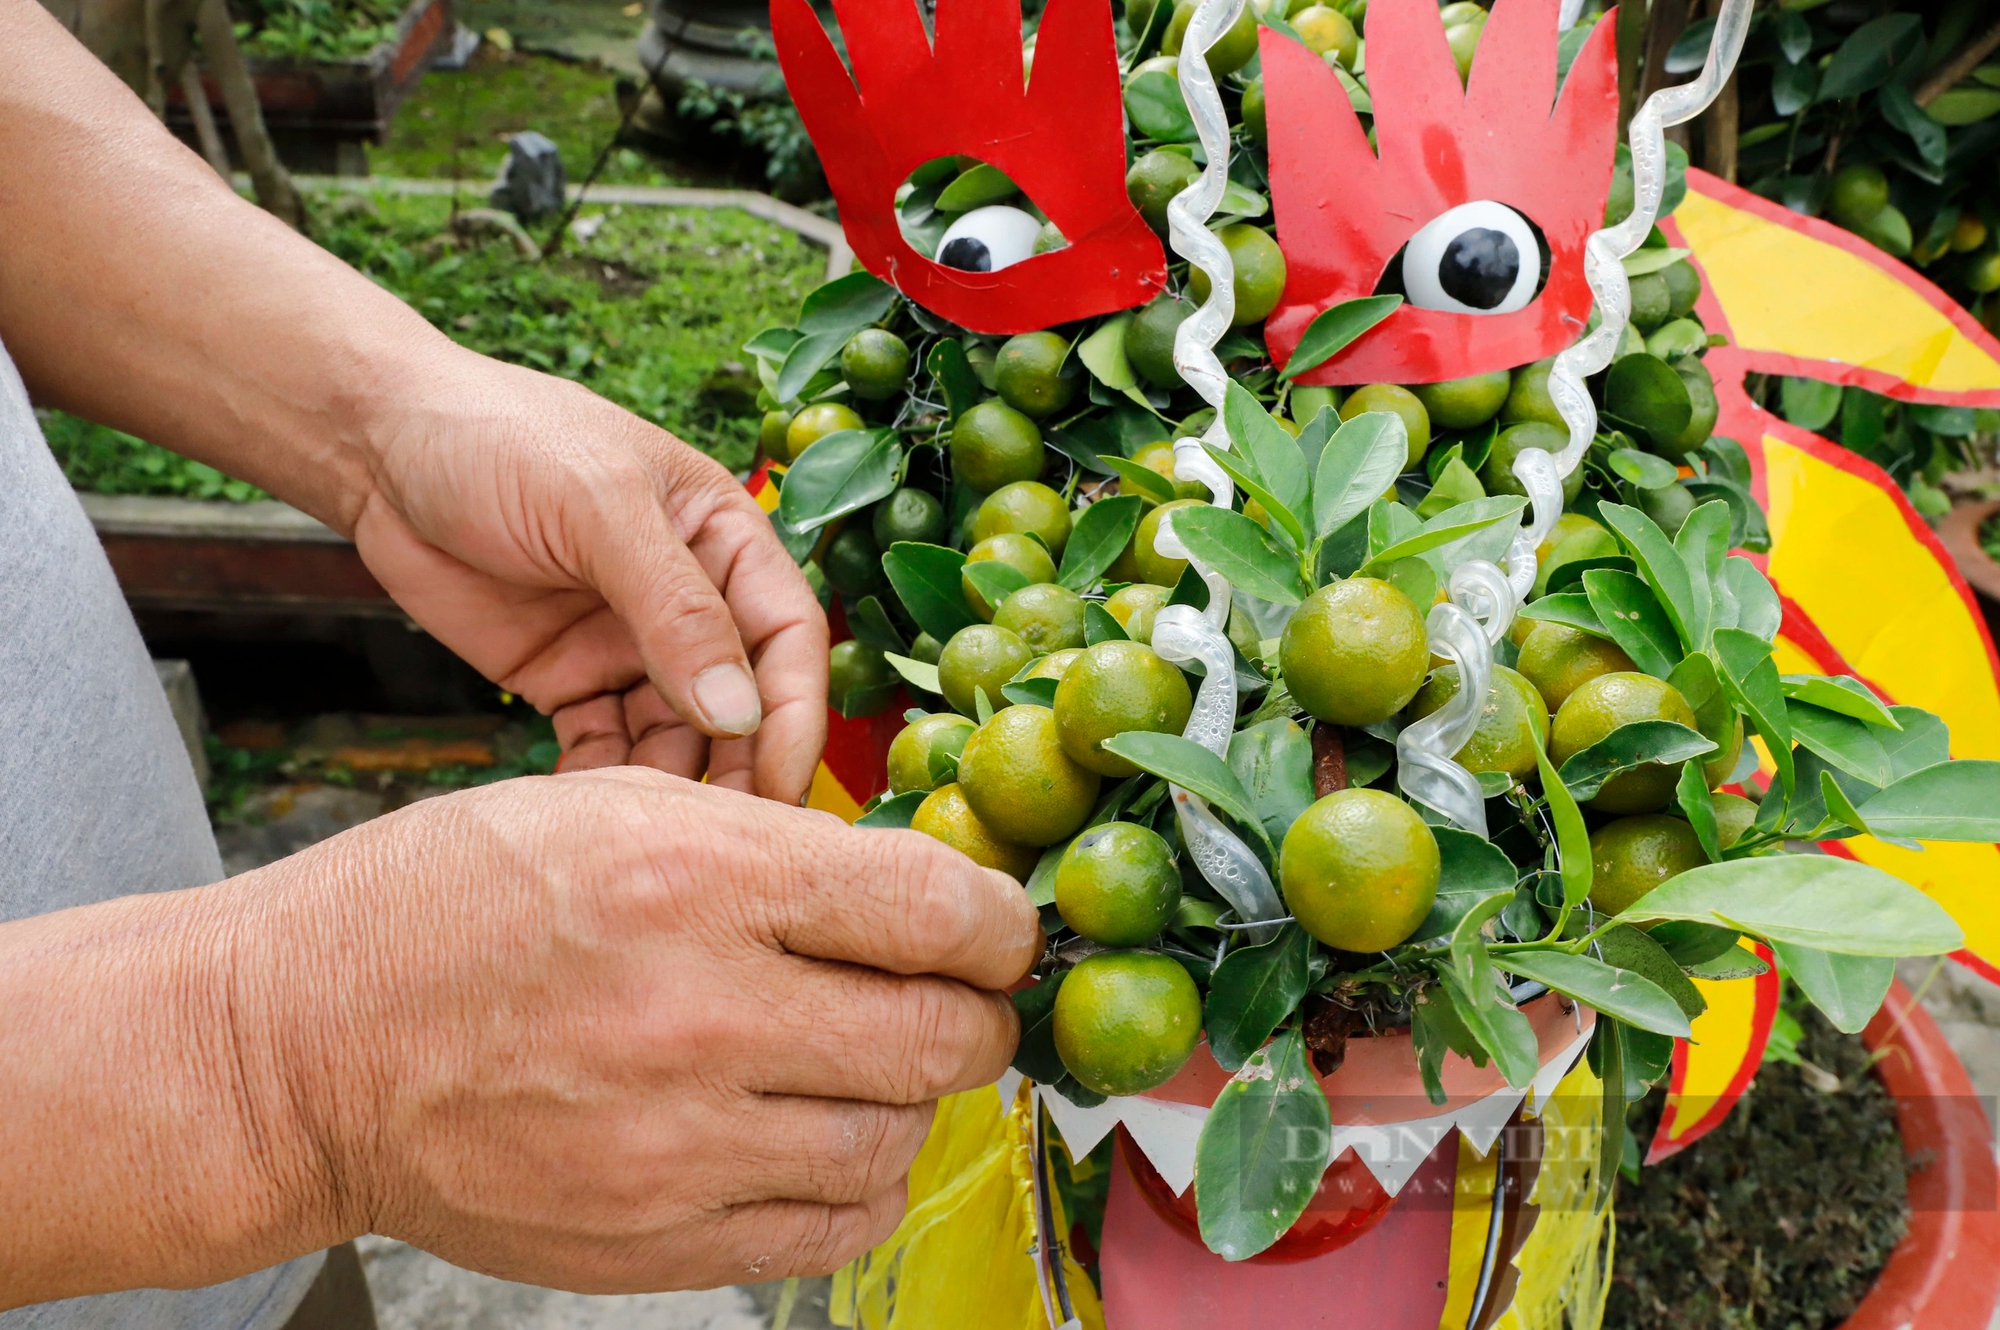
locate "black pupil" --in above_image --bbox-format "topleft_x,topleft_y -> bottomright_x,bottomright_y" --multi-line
939,236 -> 993,272
1438,227 -> 1521,310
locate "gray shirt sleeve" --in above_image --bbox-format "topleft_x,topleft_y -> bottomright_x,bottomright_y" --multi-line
0,338 -> 325,1329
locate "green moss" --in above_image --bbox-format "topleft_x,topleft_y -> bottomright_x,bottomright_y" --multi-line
45,191 -> 821,498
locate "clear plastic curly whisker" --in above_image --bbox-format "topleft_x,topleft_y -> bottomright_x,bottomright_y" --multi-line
1506,0 -> 1751,617
1156,502 -> 1233,628
1398,602 -> 1492,835
1152,605 -> 1285,939
1166,0 -> 1242,434
1449,560 -> 1519,647
1152,605 -> 1237,754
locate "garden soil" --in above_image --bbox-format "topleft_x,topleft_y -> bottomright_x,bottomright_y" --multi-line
1605,1007 -> 1911,1327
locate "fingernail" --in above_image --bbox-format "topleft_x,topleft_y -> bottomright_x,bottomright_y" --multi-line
692,663 -> 762,737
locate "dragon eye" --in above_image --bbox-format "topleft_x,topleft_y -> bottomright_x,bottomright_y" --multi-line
1400,201 -> 1542,315
936,206 -> 1043,273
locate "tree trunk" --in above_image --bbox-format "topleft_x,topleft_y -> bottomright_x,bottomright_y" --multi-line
34,0 -> 302,228
180,57 -> 230,177
193,0 -> 304,228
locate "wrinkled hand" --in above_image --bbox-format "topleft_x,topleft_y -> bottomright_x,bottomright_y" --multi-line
352,350 -> 826,802
225,770 -> 1039,1291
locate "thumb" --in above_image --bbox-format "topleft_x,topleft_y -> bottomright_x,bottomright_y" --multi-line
578,483 -> 765,739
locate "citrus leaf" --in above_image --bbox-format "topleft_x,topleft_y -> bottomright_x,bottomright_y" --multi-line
1713,627 -> 1793,795
1787,702 -> 1946,788
882,542 -> 977,642
797,271 -> 897,334
1002,677 -> 1060,709
883,651 -> 942,695
1098,453 -> 1179,504
1360,495 -> 1527,573
1534,730 -> 1592,918
1649,920 -> 1742,968
1312,411 -> 1409,539
935,162 -> 1020,211
1780,675 -> 1898,729
1615,855 -> 1964,956
1168,504 -> 1312,606
777,428 -> 902,534
1817,12 -> 1922,102
1723,557 -> 1781,640
1281,295 -> 1402,379
1678,759 -> 1722,862
1581,568 -> 1682,677
1856,759 -> 2000,842
1204,926 -> 1312,1071
1225,381 -> 1311,520
1010,972 -> 1069,1082
1436,963 -> 1540,1089
1060,495 -> 1144,591
775,328 -> 852,403
1520,591 -> 1613,639
1672,500 -> 1731,649
1779,376 -> 1842,432
926,338 -> 980,422
1077,312 -> 1139,393
1553,720 -> 1715,801
1620,247 -> 1693,277
1085,601 -> 1129,644
1413,827 -> 1521,943
1598,503 -> 1699,652
1596,923 -> 1706,1020
849,596 -> 908,654
1124,68 -> 1196,141
1603,355 -> 1692,451
1099,731 -> 1272,856
962,559 -> 1030,614
855,789 -> 928,830
1495,950 -> 1690,1037
1195,1028 -> 1331,1261
1203,442 -> 1305,547
1227,719 -> 1314,849
1769,942 -> 1893,1034
1607,446 -> 1679,491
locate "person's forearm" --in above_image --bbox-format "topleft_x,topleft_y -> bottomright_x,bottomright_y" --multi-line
0,0 -> 458,534
0,886 -> 340,1307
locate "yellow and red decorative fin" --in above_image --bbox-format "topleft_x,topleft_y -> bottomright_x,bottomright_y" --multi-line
1635,172 -> 2000,1155
1647,942 -> 1778,1162
1670,169 -> 2000,404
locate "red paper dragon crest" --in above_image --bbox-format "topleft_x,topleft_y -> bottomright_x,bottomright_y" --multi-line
1262,0 -> 1620,384
771,0 -> 1168,334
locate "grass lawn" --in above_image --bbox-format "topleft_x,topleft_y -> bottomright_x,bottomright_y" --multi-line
371,46 -> 679,187
46,188 -> 822,495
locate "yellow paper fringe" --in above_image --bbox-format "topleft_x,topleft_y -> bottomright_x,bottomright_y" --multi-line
832,1082 -> 1104,1330
1492,1059 -> 1615,1330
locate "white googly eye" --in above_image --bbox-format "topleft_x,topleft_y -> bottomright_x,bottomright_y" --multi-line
935,206 -> 1042,273
1400,200 -> 1541,315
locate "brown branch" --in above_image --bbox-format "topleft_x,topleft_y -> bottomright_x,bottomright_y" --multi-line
195,0 -> 302,229
1311,724 -> 1347,798
1917,15 -> 2000,108
1698,0 -> 1739,183
179,59 -> 230,177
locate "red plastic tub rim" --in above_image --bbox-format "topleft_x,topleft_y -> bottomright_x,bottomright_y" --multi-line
1843,978 -> 2000,1329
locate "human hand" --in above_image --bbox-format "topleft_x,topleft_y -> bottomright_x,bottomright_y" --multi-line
352,348 -> 826,802
222,770 -> 1038,1291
